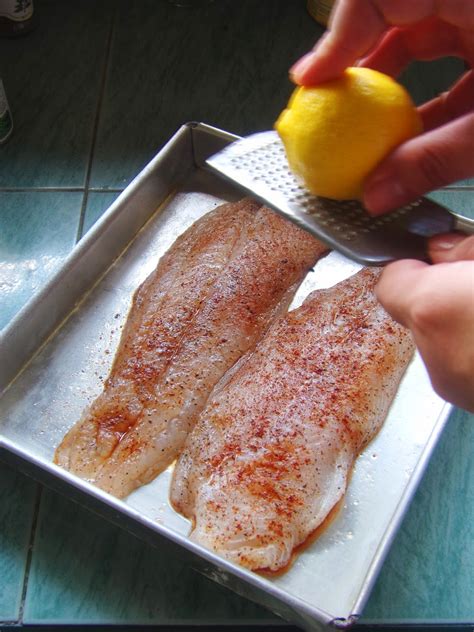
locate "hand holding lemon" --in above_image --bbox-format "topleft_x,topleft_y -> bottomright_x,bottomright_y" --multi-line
290,6 -> 474,214
275,67 -> 422,200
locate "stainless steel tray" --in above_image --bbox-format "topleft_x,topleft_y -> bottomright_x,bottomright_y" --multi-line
0,122 -> 451,631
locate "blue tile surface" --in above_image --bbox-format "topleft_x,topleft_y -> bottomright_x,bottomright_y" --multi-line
89,0 -> 322,188
0,1 -> 112,187
23,489 -> 275,625
81,191 -> 121,237
0,191 -> 82,329
0,464 -> 38,621
362,407 -> 474,622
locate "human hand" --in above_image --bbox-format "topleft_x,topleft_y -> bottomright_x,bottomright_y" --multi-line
376,234 -> 474,412
290,1 -> 474,214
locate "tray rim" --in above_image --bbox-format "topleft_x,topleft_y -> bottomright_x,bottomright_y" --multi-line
0,121 -> 453,631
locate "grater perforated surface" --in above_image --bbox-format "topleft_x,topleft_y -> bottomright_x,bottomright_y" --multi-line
206,131 -> 468,265
229,137 -> 427,242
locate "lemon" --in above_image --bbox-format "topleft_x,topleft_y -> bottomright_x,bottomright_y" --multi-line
275,67 -> 422,200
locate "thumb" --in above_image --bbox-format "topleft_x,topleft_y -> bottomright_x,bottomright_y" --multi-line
363,112 -> 474,215
428,233 -> 474,264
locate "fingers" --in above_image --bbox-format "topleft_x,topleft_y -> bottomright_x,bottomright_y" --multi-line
359,18 -> 465,77
376,259 -> 474,411
375,259 -> 427,327
291,0 -> 386,84
290,0 -> 439,84
428,234 -> 474,263
363,112 -> 474,214
437,1 -> 474,29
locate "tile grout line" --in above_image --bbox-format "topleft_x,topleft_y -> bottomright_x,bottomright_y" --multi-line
0,187 -> 124,193
75,6 -> 118,244
2,186 -> 473,195
0,187 -> 84,193
17,484 -> 43,625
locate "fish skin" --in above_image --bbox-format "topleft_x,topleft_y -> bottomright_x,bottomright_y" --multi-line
170,267 -> 415,572
55,199 -> 327,498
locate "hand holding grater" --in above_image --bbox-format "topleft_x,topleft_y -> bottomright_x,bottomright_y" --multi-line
206,131 -> 474,266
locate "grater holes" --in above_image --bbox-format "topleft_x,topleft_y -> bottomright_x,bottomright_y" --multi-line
224,138 -> 419,243
403,199 -> 421,210
342,231 -> 358,242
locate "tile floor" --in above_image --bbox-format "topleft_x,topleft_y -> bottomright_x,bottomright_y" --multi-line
0,0 -> 473,628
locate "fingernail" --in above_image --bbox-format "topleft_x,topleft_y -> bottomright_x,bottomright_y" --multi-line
364,176 -> 407,216
289,51 -> 318,81
429,232 -> 465,251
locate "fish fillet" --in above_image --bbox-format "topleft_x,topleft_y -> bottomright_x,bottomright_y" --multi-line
55,199 -> 327,497
170,268 -> 415,572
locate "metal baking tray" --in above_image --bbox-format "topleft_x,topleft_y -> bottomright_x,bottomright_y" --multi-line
0,122 -> 451,631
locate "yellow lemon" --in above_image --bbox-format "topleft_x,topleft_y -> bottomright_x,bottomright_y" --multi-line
275,67 -> 422,200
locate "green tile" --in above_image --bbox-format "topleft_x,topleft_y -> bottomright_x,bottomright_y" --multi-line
400,58 -> 465,107
362,408 -> 474,622
81,191 -> 121,237
428,189 -> 474,219
90,0 -> 321,188
0,191 -> 82,329
0,1 -> 113,187
23,489 -> 276,624
0,463 -> 38,621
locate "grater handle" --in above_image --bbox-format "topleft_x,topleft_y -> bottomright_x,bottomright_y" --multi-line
452,213 -> 474,235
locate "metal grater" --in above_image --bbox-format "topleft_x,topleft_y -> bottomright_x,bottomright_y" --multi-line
206,131 -> 474,265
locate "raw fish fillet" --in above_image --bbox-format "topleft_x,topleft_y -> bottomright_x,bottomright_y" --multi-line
55,199 -> 327,497
170,268 -> 415,572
